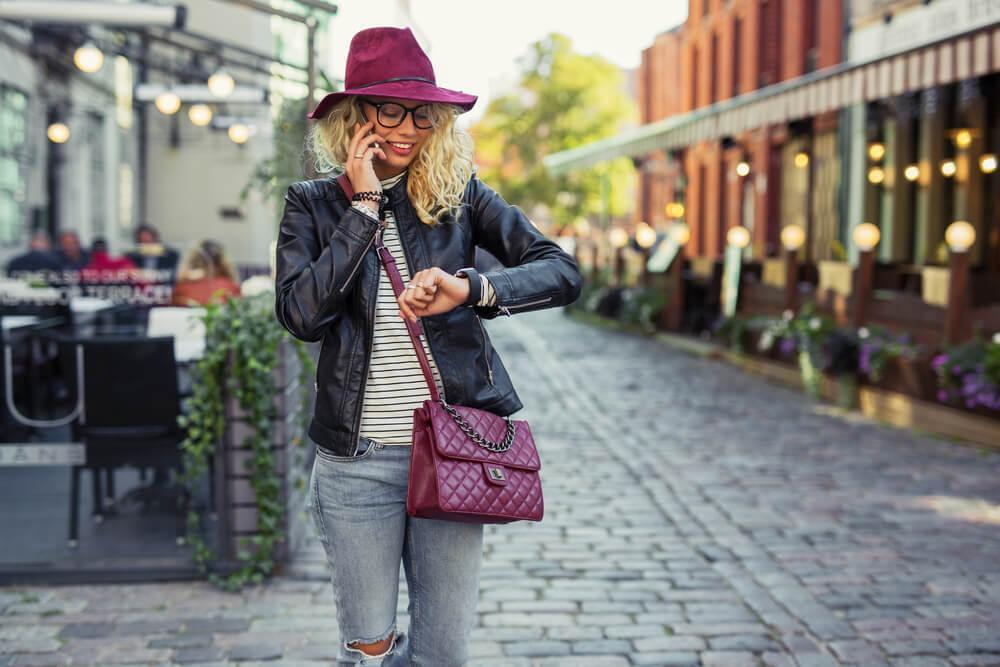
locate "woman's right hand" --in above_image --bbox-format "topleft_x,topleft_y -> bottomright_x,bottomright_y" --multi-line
345,121 -> 387,202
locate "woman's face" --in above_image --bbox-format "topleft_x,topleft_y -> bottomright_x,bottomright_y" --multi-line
358,96 -> 434,177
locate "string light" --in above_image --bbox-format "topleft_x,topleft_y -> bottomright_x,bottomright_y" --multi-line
940,160 -> 957,178
47,122 -> 70,143
868,142 -> 885,161
208,70 -> 235,98
154,91 -> 181,115
187,104 -> 213,127
228,123 -> 250,144
73,42 -> 104,73
903,164 -> 920,182
868,167 -> 885,184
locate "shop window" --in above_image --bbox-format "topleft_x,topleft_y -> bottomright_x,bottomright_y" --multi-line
710,32 -> 719,104
0,85 -> 28,247
732,17 -> 742,97
759,0 -> 781,87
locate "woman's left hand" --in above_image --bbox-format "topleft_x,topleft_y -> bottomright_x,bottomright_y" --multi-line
397,267 -> 470,322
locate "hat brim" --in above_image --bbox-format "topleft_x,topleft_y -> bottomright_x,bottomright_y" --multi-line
308,80 -> 477,120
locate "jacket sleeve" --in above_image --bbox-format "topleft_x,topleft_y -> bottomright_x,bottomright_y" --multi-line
467,175 -> 583,319
274,181 -> 381,342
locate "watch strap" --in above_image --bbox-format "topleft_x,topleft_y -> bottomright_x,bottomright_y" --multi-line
455,267 -> 483,307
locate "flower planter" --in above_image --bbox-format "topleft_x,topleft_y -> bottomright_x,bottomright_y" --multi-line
865,355 -> 937,402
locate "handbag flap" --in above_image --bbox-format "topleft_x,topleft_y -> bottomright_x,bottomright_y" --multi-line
423,401 -> 540,471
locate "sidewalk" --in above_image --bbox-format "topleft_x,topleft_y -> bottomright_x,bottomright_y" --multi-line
2,309 -> 999,666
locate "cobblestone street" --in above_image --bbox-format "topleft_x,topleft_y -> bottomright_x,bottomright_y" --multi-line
3,309 -> 1000,666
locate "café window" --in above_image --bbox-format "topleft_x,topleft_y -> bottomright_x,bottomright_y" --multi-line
0,85 -> 28,247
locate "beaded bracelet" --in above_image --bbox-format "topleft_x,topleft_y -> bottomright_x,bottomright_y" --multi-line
351,191 -> 387,206
351,191 -> 388,220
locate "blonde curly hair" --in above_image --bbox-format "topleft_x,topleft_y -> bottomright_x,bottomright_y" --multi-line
308,97 -> 475,227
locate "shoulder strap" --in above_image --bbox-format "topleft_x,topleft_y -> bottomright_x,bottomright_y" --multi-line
336,173 -> 354,200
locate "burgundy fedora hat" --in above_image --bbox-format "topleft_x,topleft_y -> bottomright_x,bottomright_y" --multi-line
308,26 -> 477,120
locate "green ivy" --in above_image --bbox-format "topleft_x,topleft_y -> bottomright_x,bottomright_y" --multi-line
177,293 -> 312,591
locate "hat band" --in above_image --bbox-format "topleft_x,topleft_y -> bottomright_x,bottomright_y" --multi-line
352,76 -> 436,90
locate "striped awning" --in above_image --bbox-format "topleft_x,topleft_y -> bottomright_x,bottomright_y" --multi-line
545,27 -> 1000,175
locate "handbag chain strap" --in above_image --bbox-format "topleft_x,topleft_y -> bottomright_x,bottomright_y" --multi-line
440,400 -> 516,452
337,173 -> 517,453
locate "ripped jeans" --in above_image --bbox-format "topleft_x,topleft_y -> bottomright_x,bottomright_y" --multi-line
307,437 -> 485,666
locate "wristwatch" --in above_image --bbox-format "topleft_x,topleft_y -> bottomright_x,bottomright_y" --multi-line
454,267 -> 483,307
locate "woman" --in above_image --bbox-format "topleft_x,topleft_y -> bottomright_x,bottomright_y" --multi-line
170,239 -> 241,306
274,27 -> 581,666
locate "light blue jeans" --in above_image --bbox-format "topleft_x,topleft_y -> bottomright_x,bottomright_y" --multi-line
307,437 -> 485,666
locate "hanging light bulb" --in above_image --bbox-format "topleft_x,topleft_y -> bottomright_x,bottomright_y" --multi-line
868,142 -> 885,161
187,104 -> 213,127
794,151 -> 810,169
954,129 -> 972,149
903,164 -> 920,182
980,154 -> 998,174
154,91 -> 181,115
228,123 -> 250,144
208,70 -> 235,98
868,166 -> 885,184
940,160 -> 957,178
47,122 -> 71,144
735,160 -> 750,177
73,41 -> 104,73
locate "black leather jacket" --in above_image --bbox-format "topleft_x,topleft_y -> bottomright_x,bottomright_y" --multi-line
274,173 -> 582,457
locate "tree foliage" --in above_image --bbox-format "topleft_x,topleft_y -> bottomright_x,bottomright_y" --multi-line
471,33 -> 636,229
241,97 -> 310,216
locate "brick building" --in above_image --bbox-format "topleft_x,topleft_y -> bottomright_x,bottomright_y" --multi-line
636,0 -> 843,263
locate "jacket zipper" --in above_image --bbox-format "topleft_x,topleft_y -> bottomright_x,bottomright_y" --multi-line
339,225 -> 381,293
349,225 -> 382,455
476,315 -> 494,385
499,296 -> 553,317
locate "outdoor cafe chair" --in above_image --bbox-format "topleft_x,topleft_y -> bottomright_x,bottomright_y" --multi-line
146,306 -> 206,364
51,335 -> 190,547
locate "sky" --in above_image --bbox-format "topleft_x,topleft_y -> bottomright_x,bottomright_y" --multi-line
324,0 -> 689,125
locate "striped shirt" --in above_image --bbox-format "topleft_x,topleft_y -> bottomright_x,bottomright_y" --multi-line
356,172 -> 495,446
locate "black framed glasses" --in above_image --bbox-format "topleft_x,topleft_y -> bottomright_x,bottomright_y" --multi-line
361,98 -> 435,130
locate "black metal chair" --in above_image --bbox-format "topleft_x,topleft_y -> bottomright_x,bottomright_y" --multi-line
55,335 -> 190,547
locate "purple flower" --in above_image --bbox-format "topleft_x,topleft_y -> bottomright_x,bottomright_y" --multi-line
931,354 -> 947,371
952,364 -> 963,374
859,346 -> 872,374
937,389 -> 949,402
778,337 -> 797,358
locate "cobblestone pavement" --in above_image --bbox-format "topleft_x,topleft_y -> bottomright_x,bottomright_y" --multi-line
3,309 -> 1000,667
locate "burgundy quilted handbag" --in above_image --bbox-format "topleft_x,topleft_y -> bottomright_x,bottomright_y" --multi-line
337,174 -> 544,524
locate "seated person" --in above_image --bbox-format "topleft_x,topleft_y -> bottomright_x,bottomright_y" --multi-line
81,238 -> 137,285
171,240 -> 241,306
6,231 -> 62,278
126,224 -> 180,284
56,230 -> 90,271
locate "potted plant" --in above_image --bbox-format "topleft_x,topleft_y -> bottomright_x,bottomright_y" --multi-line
855,326 -> 929,399
931,333 -> 1000,416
